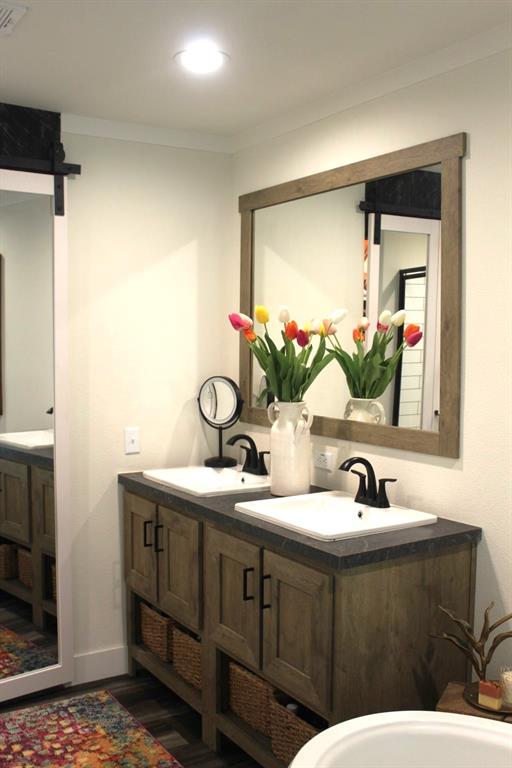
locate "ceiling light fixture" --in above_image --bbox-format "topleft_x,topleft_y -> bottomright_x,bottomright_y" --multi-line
175,40 -> 229,75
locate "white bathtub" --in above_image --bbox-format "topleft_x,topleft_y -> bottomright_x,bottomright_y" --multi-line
291,711 -> 512,768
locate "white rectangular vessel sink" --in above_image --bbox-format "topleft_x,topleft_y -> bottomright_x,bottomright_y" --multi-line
0,429 -> 54,449
235,491 -> 437,541
143,466 -> 271,497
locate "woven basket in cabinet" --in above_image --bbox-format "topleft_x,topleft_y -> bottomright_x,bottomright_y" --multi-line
0,543 -> 17,579
140,602 -> 172,662
17,548 -> 33,588
270,696 -> 319,765
228,662 -> 274,737
172,625 -> 202,690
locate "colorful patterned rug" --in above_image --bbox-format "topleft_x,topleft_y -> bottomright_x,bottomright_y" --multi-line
0,690 -> 183,766
0,627 -> 57,679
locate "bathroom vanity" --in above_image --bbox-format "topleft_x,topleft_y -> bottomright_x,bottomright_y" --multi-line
120,471 -> 481,768
0,444 -> 56,628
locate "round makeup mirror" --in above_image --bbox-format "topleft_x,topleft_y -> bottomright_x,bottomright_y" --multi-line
198,376 -> 243,467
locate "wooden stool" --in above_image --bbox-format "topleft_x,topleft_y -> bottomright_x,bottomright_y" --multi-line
437,682 -> 512,723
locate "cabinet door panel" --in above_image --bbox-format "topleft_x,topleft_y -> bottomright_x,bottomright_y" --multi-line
205,526 -> 260,668
0,459 -> 30,545
158,505 -> 201,630
124,492 -> 157,603
263,550 -> 333,714
32,468 -> 55,554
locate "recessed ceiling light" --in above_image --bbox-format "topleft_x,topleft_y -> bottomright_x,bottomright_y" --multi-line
175,40 -> 229,75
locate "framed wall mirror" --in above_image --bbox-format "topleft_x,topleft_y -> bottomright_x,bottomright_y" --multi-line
238,134 -> 465,457
0,169 -> 72,701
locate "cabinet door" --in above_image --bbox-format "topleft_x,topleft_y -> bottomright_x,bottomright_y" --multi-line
124,492 -> 157,603
157,505 -> 202,630
32,468 -> 55,554
0,459 -> 30,545
205,526 -> 260,668
262,550 -> 333,714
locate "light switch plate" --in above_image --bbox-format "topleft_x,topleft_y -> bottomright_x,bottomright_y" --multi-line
124,426 -> 140,454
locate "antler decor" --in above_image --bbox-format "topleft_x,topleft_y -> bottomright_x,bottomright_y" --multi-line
432,602 -> 512,680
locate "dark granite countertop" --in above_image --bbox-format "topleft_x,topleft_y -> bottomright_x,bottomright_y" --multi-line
119,472 -> 481,572
0,443 -> 54,470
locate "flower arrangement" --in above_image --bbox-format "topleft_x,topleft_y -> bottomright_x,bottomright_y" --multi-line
228,305 -> 334,403
325,308 -> 423,399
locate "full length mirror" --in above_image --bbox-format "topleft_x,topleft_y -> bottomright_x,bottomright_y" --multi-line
239,134 -> 464,457
0,170 -> 70,699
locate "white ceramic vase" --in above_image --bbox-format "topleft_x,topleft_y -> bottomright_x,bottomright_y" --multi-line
344,397 -> 386,425
267,401 -> 313,496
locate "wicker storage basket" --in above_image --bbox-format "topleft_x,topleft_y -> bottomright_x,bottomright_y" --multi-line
140,602 -> 172,662
50,562 -> 57,601
0,543 -> 18,580
229,662 -> 274,736
270,697 -> 319,765
17,548 -> 33,588
172,625 -> 202,690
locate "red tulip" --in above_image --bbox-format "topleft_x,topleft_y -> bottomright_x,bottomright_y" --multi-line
404,323 -> 420,339
296,329 -> 310,347
285,320 -> 299,340
405,330 -> 423,347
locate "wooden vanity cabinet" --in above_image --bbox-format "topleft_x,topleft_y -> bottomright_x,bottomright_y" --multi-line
32,467 -> 56,555
262,550 -> 333,713
124,491 -> 202,631
205,526 -> 261,668
205,526 -> 333,714
0,458 -> 30,545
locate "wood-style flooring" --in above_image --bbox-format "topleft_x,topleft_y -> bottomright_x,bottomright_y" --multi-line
0,672 -> 259,768
0,592 -> 58,656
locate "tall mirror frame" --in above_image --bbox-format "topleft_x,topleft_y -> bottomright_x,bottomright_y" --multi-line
0,169 -> 72,701
238,134 -> 465,458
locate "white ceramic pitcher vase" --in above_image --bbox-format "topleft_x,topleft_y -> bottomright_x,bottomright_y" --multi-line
267,401 -> 313,496
344,397 -> 386,424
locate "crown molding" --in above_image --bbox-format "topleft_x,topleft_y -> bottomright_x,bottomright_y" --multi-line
61,113 -> 232,154
61,25 -> 510,156
232,24 -> 511,152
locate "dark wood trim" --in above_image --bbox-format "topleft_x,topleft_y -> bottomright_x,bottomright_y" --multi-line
239,133 -> 465,211
238,134 -> 466,457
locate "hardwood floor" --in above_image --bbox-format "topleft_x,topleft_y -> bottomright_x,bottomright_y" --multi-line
0,672 -> 259,768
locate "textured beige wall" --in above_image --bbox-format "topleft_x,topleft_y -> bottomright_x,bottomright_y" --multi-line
230,50 -> 512,676
63,134 -> 232,679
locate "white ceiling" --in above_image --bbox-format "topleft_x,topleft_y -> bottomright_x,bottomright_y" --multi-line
1,0 -> 511,140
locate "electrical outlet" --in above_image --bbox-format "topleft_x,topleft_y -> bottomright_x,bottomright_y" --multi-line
124,426 -> 140,455
314,450 -> 335,472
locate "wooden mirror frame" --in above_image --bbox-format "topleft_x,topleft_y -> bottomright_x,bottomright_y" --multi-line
238,133 -> 465,458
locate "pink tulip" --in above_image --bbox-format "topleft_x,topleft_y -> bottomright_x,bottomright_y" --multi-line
322,318 -> 337,335
377,321 -> 389,332
296,329 -> 310,347
228,312 -> 253,331
405,330 -> 423,347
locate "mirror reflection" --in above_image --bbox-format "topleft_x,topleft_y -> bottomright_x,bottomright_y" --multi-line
0,188 -> 57,679
252,168 -> 441,432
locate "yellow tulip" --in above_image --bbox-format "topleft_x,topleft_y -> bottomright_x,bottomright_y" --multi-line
255,305 -> 269,324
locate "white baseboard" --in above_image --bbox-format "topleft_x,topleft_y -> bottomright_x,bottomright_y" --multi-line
73,645 -> 128,685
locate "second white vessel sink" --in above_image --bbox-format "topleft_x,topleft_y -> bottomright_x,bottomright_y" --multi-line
235,491 -> 437,541
0,429 -> 54,449
143,465 -> 271,497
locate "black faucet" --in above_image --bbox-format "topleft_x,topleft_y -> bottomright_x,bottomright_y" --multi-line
226,434 -> 269,476
339,456 -> 396,508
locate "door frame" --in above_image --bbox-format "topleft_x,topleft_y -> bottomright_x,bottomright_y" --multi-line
0,169 -> 73,700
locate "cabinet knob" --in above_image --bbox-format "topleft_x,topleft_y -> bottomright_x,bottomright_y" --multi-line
242,567 -> 255,601
261,574 -> 272,609
154,524 -> 164,553
143,520 -> 153,548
